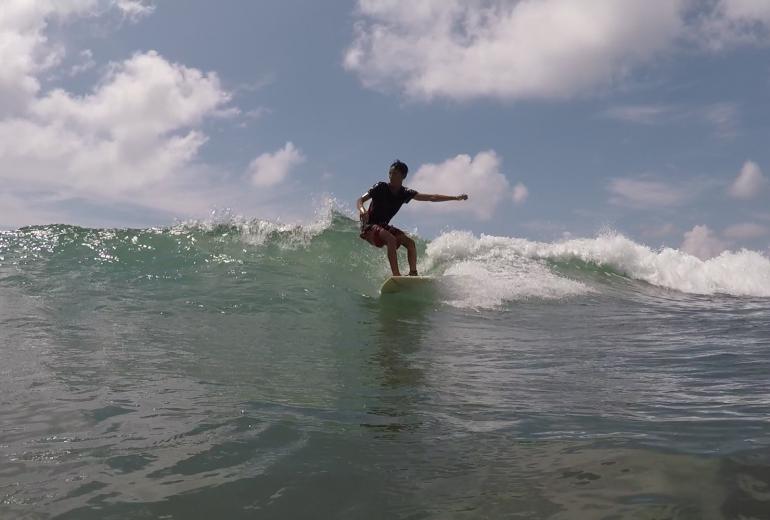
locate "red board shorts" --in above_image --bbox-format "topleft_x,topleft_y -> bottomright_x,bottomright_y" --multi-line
360,224 -> 405,248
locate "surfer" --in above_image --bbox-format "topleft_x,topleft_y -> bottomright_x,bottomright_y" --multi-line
357,160 -> 468,277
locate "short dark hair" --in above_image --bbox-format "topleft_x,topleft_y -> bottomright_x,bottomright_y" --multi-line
390,159 -> 408,177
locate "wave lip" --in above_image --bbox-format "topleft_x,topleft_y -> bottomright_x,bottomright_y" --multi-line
530,233 -> 770,298
3,214 -> 768,308
426,230 -> 770,301
423,231 -> 591,309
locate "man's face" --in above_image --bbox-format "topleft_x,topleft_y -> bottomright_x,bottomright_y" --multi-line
389,168 -> 405,183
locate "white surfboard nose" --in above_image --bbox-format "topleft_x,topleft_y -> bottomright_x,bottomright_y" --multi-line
380,275 -> 434,294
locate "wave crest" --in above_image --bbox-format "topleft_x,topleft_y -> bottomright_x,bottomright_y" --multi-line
425,230 -> 770,299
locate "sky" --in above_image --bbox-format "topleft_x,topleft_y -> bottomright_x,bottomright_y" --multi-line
1,0 -> 769,258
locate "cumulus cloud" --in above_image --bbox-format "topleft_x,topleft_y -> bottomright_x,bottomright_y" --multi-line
0,1 -> 153,117
0,51 -> 230,202
678,221 -> 768,260
608,177 -> 691,209
512,182 -> 529,205
345,1 -> 770,102
729,160 -> 766,198
405,151 -> 511,220
0,1 -> 78,116
249,142 -> 306,188
0,1 -> 317,228
681,225 -> 728,260
345,0 -> 685,101
0,3 -> 282,226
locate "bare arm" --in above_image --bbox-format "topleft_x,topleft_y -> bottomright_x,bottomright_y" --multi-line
413,193 -> 469,202
356,192 -> 372,223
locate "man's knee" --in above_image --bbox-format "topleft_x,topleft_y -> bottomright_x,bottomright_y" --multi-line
381,230 -> 398,248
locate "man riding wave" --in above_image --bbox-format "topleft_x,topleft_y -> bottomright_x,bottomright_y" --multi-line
357,160 -> 468,277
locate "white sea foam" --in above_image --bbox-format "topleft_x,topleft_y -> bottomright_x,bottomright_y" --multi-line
422,231 -> 590,309
173,198 -> 345,249
529,232 -> 770,297
424,230 -> 770,307
233,198 -> 353,248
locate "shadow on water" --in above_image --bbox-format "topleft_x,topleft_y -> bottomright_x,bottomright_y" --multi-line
359,292 -> 436,437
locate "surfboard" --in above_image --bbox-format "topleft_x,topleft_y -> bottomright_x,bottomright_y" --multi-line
380,275 -> 434,294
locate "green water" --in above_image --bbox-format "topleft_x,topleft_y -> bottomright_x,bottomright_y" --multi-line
2,215 -> 770,518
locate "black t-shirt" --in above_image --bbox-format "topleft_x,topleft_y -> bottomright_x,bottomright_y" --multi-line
366,182 -> 417,225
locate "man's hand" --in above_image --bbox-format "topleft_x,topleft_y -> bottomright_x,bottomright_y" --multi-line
359,211 -> 369,227
457,194 -> 468,201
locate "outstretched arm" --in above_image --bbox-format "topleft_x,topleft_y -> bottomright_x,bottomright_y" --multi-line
413,193 -> 468,202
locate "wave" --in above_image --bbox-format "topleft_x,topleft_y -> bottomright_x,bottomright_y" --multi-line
424,230 -> 770,304
2,210 -> 769,309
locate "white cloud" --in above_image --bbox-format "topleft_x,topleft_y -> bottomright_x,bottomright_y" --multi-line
0,51 -> 231,203
701,102 -> 739,139
0,2 -> 240,222
406,151 -> 510,220
722,222 -> 769,240
729,160 -> 766,198
115,0 -> 155,19
345,1 -> 770,101
696,0 -> 770,49
602,102 -> 740,138
249,142 -> 305,188
33,51 -> 229,139
234,74 -> 276,94
608,177 -> 690,209
681,225 -> 728,260
237,106 -> 272,128
0,1 -> 315,228
512,182 -> 529,205
677,221 -> 767,261
720,0 -> 770,22
70,49 -> 96,76
602,104 -> 675,125
244,107 -> 271,120
0,1 -> 152,117
0,1 -> 83,116
345,0 -> 685,101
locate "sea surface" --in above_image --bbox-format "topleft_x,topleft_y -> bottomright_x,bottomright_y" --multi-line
1,210 -> 770,519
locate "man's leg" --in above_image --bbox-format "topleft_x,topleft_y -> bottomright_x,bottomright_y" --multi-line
398,234 -> 418,275
377,228 -> 401,276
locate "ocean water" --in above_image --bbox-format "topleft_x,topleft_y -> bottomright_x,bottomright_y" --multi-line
1,210 -> 770,519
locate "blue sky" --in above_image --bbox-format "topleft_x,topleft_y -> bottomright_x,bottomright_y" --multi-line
1,0 -> 769,258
